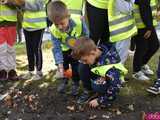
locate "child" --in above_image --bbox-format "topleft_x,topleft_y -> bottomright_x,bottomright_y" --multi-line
47,1 -> 89,96
21,0 -> 47,80
72,37 -> 127,107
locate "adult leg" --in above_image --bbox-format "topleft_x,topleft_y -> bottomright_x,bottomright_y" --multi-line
133,29 -> 148,72
142,28 -> 159,65
86,1 -> 109,44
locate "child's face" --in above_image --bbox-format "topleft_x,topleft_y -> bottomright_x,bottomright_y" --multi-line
54,17 -> 69,32
81,51 -> 97,65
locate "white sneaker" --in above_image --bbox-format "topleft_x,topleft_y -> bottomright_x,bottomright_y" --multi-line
21,71 -> 34,80
132,71 -> 150,81
32,72 -> 43,81
141,64 -> 154,75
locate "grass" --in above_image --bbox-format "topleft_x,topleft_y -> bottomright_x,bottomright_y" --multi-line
14,41 -> 160,97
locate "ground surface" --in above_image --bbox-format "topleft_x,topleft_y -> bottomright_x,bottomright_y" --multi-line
0,41 -> 160,120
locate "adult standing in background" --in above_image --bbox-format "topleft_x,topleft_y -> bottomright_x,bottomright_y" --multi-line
132,0 -> 159,81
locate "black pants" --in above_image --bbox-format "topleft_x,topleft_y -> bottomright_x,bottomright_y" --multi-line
63,50 -> 80,85
79,2 -> 110,91
133,28 -> 159,72
24,29 -> 44,72
86,1 -> 109,44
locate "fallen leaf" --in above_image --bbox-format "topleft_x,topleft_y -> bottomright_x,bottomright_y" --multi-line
0,93 -> 9,101
66,105 -> 75,111
4,95 -> 12,107
102,114 -> 110,119
116,109 -> 122,115
128,104 -> 134,111
89,115 -> 97,120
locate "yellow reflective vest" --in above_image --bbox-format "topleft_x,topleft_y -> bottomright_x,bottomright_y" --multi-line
50,16 -> 82,51
61,0 -> 84,17
0,5 -> 17,22
108,0 -> 137,43
22,0 -> 47,29
87,0 -> 108,9
91,63 -> 128,81
133,0 -> 158,29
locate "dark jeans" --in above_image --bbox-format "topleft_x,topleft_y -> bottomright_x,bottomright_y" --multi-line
24,29 -> 44,71
63,50 -> 80,85
79,2 -> 110,91
133,28 -> 159,72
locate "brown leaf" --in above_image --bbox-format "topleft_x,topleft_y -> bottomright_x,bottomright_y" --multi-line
89,115 -> 97,120
66,105 -> 75,111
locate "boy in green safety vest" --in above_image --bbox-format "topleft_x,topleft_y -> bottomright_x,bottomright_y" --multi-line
72,37 -> 127,107
47,1 -> 89,96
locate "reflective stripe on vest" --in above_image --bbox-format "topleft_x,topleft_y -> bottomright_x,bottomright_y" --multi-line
0,5 -> 17,22
23,10 -> 47,29
68,9 -> 82,15
87,0 -> 108,9
133,0 -> 158,29
91,63 -> 128,78
50,16 -> 82,51
108,0 -> 137,42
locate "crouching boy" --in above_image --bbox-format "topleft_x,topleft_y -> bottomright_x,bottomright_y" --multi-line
72,37 -> 127,107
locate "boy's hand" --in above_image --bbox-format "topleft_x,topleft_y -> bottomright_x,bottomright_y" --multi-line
0,0 -> 8,4
89,99 -> 99,108
96,77 -> 106,85
57,64 -> 64,78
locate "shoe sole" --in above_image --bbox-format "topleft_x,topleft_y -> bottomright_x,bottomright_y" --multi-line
132,75 -> 150,81
146,89 -> 160,95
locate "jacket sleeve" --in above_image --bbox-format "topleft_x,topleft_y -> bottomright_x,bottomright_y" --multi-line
51,35 -> 64,65
138,0 -> 153,29
115,0 -> 135,15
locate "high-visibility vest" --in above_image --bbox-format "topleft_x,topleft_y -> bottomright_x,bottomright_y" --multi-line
50,16 -> 82,51
0,5 -> 17,22
108,0 -> 137,43
133,0 -> 158,29
22,0 -> 47,29
87,0 -> 108,9
61,0 -> 84,17
91,63 -> 128,81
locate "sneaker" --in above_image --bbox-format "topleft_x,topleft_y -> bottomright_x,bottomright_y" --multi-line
21,71 -> 34,80
0,70 -> 7,81
132,71 -> 150,81
141,64 -> 154,75
77,90 -> 90,104
71,83 -> 79,96
147,79 -> 160,94
8,69 -> 20,81
32,72 -> 43,81
57,78 -> 68,93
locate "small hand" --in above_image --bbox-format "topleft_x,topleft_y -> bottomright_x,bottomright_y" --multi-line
89,99 -> 99,108
96,77 -> 106,84
144,30 -> 152,39
0,0 -> 8,4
